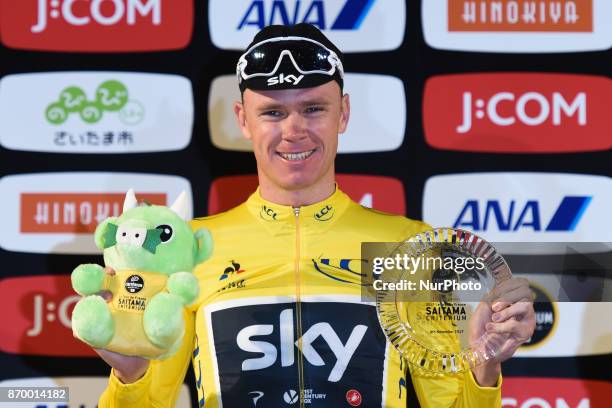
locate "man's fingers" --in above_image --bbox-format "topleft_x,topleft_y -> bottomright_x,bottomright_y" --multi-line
489,277 -> 533,306
486,316 -> 533,341
97,290 -> 113,302
104,266 -> 116,276
491,300 -> 533,323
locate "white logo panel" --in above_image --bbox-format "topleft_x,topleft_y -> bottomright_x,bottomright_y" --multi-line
0,72 -> 193,153
208,73 -> 405,153
0,172 -> 192,254
209,0 -> 406,52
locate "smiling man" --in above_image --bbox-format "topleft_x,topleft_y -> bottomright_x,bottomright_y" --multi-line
95,24 -> 535,407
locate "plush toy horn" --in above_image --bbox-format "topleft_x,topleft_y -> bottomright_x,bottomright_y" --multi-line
170,191 -> 189,220
123,188 -> 138,213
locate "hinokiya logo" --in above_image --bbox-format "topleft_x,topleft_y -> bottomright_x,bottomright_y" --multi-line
502,377 -> 609,407
423,73 -> 612,153
208,174 -> 406,215
0,377 -> 193,407
422,173 -> 612,244
0,172 -> 192,254
209,74 -> 405,153
208,0 -> 406,52
0,72 -> 193,153
422,0 -> 612,52
0,0 -> 194,52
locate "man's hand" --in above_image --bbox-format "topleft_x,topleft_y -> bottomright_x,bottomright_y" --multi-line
469,277 -> 536,386
76,267 -> 150,384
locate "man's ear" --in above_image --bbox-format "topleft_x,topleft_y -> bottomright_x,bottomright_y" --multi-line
94,217 -> 118,250
338,93 -> 350,134
233,99 -> 252,141
194,228 -> 214,264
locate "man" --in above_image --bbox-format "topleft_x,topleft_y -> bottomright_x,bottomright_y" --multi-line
95,24 -> 535,407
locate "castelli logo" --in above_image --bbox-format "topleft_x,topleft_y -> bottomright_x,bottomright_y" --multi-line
0,0 -> 193,51
423,73 -> 611,153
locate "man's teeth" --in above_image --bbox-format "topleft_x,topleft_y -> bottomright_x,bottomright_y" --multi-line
279,149 -> 315,161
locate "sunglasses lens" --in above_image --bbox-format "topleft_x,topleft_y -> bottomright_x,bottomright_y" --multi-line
242,40 -> 333,77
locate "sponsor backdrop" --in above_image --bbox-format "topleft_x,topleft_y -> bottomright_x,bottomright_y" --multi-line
0,1 -> 610,407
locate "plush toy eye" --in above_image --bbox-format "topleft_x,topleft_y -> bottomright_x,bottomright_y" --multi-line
156,225 -> 173,242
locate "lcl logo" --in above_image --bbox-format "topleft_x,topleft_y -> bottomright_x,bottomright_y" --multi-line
314,205 -> 334,221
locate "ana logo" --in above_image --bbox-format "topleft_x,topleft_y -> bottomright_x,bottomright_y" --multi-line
314,205 -> 334,221
209,0 -> 405,52
209,74 -> 405,153
0,0 -> 193,51
283,389 -> 299,405
453,196 -> 592,232
46,80 -> 143,126
423,173 -> 612,245
267,73 -> 304,86
0,172 -> 192,254
423,74 -> 612,153
0,275 -> 96,356
521,284 -> 557,349
260,205 -> 278,221
125,275 -> 144,293
502,377 -> 609,408
219,260 -> 246,281
249,391 -> 264,407
346,389 -> 362,407
422,0 -> 612,52
0,72 -> 193,153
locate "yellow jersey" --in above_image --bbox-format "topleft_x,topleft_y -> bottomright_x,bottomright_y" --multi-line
99,187 -> 501,407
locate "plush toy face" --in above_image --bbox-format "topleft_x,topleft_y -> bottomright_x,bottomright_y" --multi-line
94,190 -> 211,275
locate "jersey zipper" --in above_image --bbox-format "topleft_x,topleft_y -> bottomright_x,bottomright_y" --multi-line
293,206 -> 305,408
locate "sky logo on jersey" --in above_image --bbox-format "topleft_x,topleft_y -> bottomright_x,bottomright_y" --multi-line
0,377 -> 193,408
204,297 -> 385,407
422,0 -> 612,52
0,172 -> 192,254
502,377 -> 608,407
0,0 -> 193,52
0,72 -> 193,153
208,0 -> 406,52
423,173 -> 612,245
0,275 -> 95,356
423,73 -> 612,153
207,174 -> 406,215
209,73 -> 405,153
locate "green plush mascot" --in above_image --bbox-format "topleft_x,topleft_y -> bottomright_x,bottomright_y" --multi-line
70,189 -> 212,359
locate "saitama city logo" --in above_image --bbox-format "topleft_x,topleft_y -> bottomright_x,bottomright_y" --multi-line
422,0 -> 612,52
423,73 -> 611,153
0,72 -> 193,153
208,73 -> 405,153
0,0 -> 193,51
0,172 -> 192,254
423,173 -> 612,245
207,174 -> 406,215
208,0 -> 406,52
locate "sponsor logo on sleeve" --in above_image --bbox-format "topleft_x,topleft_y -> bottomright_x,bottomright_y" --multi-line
207,174 -> 405,215
208,73 -> 405,153
0,0 -> 193,52
502,377 -> 608,407
208,0 -> 406,52
423,73 -> 612,153
0,172 -> 192,254
422,0 -> 612,52
0,377 -> 192,407
0,72 -> 193,153
422,173 -> 612,245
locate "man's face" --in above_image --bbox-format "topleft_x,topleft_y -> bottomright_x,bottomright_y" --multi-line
234,81 -> 350,193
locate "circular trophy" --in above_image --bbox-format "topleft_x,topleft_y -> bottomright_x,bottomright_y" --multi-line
375,228 -> 512,374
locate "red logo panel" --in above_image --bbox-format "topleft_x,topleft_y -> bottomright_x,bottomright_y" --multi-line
0,275 -> 96,356
0,0 -> 193,52
502,377 -> 608,407
207,174 -> 406,215
423,73 -> 611,153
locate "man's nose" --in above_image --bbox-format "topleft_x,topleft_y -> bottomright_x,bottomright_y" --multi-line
281,112 -> 308,142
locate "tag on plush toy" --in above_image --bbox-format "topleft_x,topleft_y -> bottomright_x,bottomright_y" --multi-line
70,189 -> 213,359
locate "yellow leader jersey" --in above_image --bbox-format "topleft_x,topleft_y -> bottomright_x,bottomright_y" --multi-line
99,187 -> 501,408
